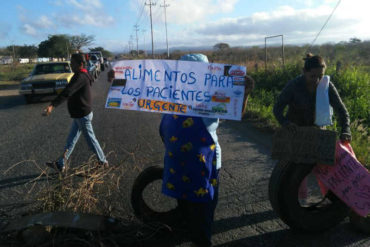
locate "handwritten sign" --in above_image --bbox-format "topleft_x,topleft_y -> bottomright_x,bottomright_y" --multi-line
105,60 -> 247,120
313,141 -> 370,217
271,127 -> 336,165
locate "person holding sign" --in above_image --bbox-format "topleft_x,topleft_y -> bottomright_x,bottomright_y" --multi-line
107,54 -> 254,246
43,53 -> 108,172
273,53 -> 351,142
159,54 -> 254,247
273,53 -> 351,204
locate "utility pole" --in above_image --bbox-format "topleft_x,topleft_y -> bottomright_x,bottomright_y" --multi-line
66,41 -> 70,60
129,35 -> 134,55
141,29 -> 147,56
134,24 -> 139,56
12,45 -> 16,60
161,0 -> 170,58
145,0 -> 156,58
11,42 -> 16,67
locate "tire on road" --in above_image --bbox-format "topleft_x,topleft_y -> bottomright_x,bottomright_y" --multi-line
269,161 -> 349,232
25,95 -> 34,104
349,211 -> 370,234
131,165 -> 182,225
268,160 -> 295,227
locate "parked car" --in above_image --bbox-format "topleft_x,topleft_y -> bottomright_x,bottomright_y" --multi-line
89,54 -> 101,74
86,60 -> 98,80
19,62 -> 73,103
103,58 -> 110,69
89,51 -> 104,71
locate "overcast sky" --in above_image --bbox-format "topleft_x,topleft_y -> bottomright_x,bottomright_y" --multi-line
0,0 -> 369,52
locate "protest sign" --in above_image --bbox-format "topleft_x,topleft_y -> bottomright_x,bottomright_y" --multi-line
271,127 -> 336,165
105,59 -> 246,120
313,141 -> 370,217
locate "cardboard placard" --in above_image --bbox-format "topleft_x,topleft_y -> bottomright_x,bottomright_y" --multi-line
271,127 -> 336,165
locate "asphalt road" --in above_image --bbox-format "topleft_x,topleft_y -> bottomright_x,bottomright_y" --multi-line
0,69 -> 369,246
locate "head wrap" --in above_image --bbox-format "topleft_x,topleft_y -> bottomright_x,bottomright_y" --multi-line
179,53 -> 209,62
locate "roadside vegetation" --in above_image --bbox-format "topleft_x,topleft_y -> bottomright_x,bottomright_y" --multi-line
0,64 -> 33,85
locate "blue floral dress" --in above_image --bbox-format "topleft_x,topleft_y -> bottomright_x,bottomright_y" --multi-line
160,114 -> 219,202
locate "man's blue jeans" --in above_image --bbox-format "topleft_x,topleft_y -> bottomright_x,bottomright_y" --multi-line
58,112 -> 107,167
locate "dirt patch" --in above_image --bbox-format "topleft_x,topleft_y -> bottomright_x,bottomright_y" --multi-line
0,89 -> 19,97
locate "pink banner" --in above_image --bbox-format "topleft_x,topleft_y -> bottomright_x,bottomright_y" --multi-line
313,141 -> 370,217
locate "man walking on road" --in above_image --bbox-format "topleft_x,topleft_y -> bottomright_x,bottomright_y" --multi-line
43,53 -> 108,172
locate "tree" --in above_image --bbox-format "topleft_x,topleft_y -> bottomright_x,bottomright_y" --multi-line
18,45 -> 38,58
70,34 -> 95,52
0,47 -> 8,56
89,46 -> 112,58
213,43 -> 230,51
349,37 -> 361,44
38,34 -> 71,58
5,46 -> 17,58
129,50 -> 138,56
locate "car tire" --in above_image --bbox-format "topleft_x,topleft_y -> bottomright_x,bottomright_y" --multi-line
349,211 -> 370,234
25,95 -> 33,104
268,160 -> 294,226
269,161 -> 349,232
131,165 -> 182,225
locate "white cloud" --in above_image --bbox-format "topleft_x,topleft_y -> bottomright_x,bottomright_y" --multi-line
67,0 -> 102,11
22,24 -> 37,37
57,13 -> 114,28
17,6 -> 55,37
59,0 -> 115,28
189,1 -> 370,46
136,0 -> 239,25
36,16 -> 54,29
0,23 -> 11,40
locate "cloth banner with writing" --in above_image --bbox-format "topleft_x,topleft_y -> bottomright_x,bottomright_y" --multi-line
105,60 -> 246,120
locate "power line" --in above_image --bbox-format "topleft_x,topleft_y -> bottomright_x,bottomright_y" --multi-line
145,0 -> 156,58
160,0 -> 170,58
307,0 -> 341,53
135,0 -> 147,26
134,24 -> 139,56
141,29 -> 147,54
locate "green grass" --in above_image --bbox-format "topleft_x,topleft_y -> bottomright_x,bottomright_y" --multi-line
0,63 -> 34,84
0,80 -> 20,85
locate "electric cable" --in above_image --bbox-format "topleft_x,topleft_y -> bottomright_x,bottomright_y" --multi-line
306,0 -> 341,53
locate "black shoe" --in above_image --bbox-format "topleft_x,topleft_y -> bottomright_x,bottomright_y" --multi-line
102,161 -> 109,169
46,161 -> 65,172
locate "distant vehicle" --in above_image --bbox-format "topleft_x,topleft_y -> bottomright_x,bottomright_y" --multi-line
89,51 -> 105,71
86,60 -> 98,80
103,58 -> 110,69
19,62 -> 73,103
89,54 -> 101,74
18,58 -> 30,64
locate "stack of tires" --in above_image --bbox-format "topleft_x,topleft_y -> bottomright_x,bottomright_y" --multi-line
268,160 -> 349,232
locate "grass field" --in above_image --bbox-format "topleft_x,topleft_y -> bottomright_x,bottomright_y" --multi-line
0,63 -> 34,85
